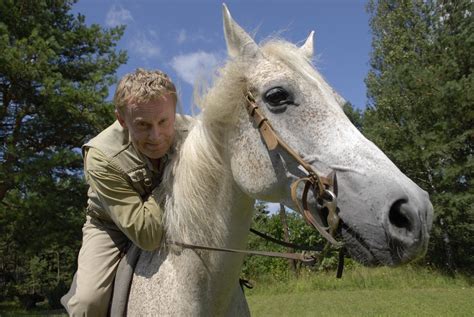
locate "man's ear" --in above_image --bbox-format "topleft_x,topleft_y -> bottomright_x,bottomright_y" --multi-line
115,109 -> 127,128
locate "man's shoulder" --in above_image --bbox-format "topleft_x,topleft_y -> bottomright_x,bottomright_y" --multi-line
85,147 -> 114,172
83,121 -> 131,158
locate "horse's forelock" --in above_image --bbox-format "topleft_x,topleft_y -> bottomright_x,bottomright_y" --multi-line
262,40 -> 346,108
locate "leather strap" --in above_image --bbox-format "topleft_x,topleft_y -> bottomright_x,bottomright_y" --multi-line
337,247 -> 346,278
245,92 -> 341,247
167,240 -> 318,265
249,228 -> 323,252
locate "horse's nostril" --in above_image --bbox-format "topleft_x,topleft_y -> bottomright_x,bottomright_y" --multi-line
389,199 -> 412,232
386,198 -> 426,264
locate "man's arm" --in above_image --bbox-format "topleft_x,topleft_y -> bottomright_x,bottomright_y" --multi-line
85,148 -> 164,251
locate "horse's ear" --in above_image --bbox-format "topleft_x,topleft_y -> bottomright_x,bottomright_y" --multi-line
222,4 -> 261,59
300,31 -> 315,60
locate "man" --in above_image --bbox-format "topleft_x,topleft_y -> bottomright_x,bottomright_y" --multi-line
63,68 -> 184,316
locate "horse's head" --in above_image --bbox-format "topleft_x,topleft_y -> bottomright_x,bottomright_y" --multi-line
217,5 -> 433,266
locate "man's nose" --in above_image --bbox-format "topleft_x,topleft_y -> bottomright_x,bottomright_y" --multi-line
148,126 -> 162,141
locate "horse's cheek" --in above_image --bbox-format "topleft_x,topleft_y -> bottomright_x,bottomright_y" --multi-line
229,131 -> 278,197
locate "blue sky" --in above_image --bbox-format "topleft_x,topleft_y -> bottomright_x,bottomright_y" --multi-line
72,0 -> 372,113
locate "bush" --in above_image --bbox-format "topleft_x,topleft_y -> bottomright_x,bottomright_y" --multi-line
17,293 -> 45,310
46,280 -> 68,309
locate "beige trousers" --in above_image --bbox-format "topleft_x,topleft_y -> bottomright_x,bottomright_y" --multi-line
65,216 -> 130,317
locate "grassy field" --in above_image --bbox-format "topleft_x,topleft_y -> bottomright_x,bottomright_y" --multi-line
247,288 -> 472,316
245,265 -> 473,317
1,266 -> 472,316
0,305 -> 66,317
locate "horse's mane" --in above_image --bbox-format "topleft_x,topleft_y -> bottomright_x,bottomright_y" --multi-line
159,58 -> 247,245
160,39 -> 344,246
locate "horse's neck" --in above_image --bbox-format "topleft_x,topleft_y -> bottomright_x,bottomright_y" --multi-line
165,121 -> 254,248
130,191 -> 253,315
157,123 -> 254,314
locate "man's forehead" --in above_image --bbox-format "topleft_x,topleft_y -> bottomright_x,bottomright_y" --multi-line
129,101 -> 169,111
126,103 -> 175,120
133,92 -> 175,104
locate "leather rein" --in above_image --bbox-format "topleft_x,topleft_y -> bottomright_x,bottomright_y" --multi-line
168,91 -> 345,276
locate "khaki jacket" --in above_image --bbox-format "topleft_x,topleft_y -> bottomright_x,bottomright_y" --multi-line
82,115 -> 192,251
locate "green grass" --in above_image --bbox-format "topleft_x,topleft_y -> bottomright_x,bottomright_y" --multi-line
1,266 -> 472,316
247,288 -> 473,316
245,265 -> 474,316
0,301 -> 66,317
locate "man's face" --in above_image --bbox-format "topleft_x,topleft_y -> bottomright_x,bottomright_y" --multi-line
117,93 -> 176,160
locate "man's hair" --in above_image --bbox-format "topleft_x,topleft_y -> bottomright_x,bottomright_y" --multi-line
114,68 -> 177,115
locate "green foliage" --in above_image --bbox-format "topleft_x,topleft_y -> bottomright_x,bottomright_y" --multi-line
364,0 -> 473,273
247,265 -> 472,294
242,202 -> 340,281
0,0 -> 126,304
46,280 -> 68,310
342,101 -> 364,131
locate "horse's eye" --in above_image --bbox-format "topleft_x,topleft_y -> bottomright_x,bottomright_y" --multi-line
264,87 -> 291,107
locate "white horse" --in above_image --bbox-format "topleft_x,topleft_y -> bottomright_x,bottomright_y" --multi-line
126,5 -> 433,316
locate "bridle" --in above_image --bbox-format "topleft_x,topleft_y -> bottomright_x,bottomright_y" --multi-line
244,92 -> 342,247
168,91 -> 345,276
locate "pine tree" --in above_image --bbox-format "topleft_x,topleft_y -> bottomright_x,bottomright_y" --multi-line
342,101 -> 364,132
364,0 -> 473,273
0,0 -> 127,303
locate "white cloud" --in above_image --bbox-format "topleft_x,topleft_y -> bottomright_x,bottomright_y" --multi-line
266,202 -> 283,214
177,29 -> 187,44
175,29 -> 217,46
130,33 -> 160,60
148,30 -> 159,40
170,51 -> 220,85
105,5 -> 134,27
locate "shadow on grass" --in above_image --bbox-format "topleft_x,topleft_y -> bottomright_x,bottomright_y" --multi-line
0,300 -> 67,316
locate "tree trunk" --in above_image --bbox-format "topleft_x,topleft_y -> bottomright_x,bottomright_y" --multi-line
439,218 -> 456,275
279,203 -> 297,274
